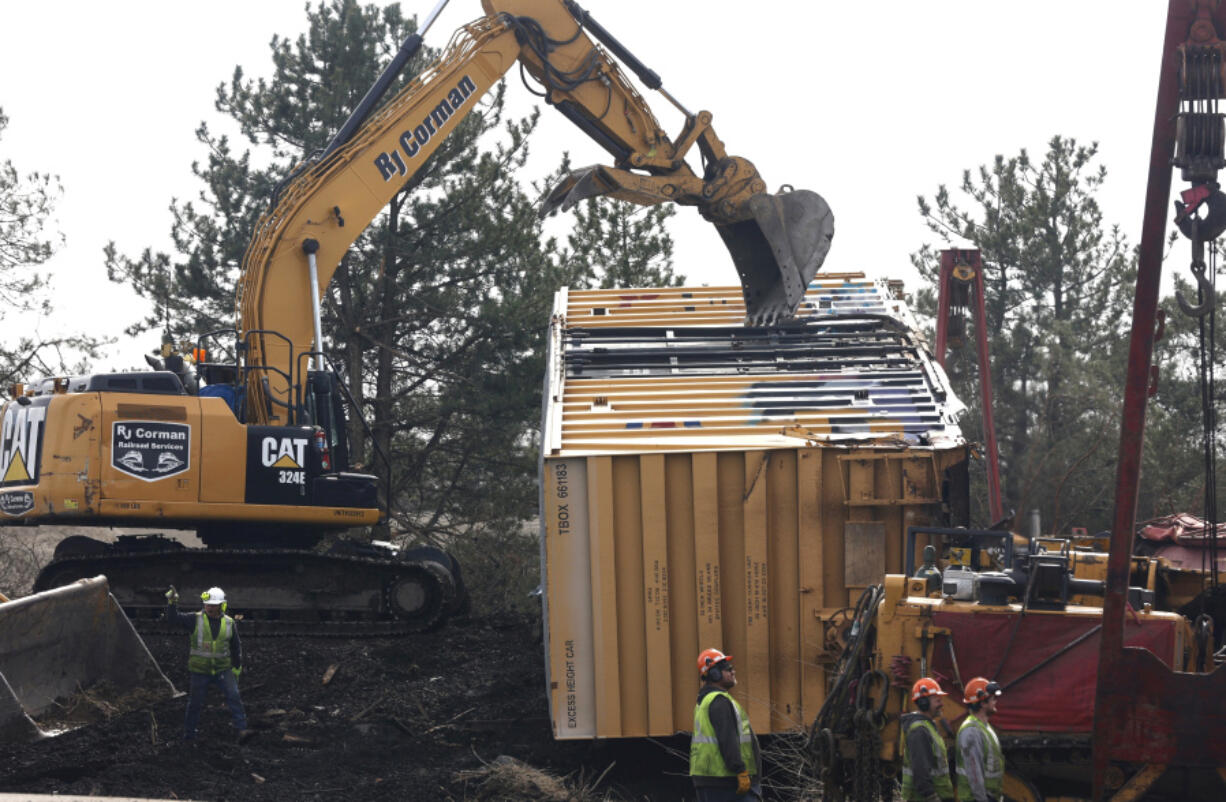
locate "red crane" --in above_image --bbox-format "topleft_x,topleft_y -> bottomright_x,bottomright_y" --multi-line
934,248 -> 1005,524
1093,1 -> 1226,798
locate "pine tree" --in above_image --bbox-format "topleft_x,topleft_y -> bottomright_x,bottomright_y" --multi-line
0,108 -> 102,382
564,196 -> 682,289
544,155 -> 682,289
911,137 -> 1135,532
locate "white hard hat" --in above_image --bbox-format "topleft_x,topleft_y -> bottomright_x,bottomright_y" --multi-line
201,587 -> 226,604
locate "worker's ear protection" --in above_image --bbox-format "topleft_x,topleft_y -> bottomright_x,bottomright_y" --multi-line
707,660 -> 731,683
916,695 -> 931,712
201,591 -> 227,614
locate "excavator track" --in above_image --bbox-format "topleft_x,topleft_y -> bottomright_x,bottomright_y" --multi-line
32,535 -> 468,638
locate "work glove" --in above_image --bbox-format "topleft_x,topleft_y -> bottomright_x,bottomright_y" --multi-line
736,771 -> 751,795
165,586 -> 179,604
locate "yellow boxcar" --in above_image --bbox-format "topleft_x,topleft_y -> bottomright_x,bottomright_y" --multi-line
539,275 -> 971,738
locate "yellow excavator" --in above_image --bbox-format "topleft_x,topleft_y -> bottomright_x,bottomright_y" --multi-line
3,0 -> 834,635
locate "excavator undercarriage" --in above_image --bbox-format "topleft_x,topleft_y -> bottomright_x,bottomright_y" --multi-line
33,535 -> 466,636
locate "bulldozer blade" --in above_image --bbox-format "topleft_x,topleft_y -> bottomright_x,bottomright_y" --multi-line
0,575 -> 176,743
719,189 -> 835,326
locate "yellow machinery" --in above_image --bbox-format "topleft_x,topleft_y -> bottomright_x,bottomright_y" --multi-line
3,0 -> 834,631
537,277 -> 974,739
0,577 -> 175,744
811,528 -> 1221,801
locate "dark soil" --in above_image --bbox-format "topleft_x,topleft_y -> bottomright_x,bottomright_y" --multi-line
0,612 -> 697,801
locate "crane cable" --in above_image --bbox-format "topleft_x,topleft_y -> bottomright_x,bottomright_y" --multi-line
1197,239 -> 1220,593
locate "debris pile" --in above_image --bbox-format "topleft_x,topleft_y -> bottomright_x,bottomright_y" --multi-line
0,611 -> 693,800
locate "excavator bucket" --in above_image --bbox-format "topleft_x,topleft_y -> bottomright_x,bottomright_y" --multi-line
717,189 -> 835,326
0,576 -> 176,743
540,168 -> 834,325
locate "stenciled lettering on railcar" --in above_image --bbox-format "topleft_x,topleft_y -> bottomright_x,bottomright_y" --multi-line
565,639 -> 578,728
373,75 -> 477,181
553,462 -> 570,535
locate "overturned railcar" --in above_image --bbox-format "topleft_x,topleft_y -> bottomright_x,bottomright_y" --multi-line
538,274 -> 971,739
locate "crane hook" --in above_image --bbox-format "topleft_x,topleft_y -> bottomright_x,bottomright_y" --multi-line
1174,186 -> 1226,318
1176,260 -> 1216,317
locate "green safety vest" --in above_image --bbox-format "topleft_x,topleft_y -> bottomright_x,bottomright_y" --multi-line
900,716 -> 954,801
689,690 -> 756,778
188,612 -> 234,675
956,714 -> 1004,801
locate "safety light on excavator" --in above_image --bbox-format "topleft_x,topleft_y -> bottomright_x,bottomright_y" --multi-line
314,427 -> 332,471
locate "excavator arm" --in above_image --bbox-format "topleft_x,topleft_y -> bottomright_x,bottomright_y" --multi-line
238,0 -> 834,424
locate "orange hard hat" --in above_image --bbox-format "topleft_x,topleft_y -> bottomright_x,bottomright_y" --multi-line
911,677 -> 948,701
697,648 -> 732,678
962,677 -> 1002,705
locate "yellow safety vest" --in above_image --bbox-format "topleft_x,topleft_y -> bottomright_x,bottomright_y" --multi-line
901,716 -> 954,801
188,612 -> 233,675
689,690 -> 756,778
956,713 -> 1004,800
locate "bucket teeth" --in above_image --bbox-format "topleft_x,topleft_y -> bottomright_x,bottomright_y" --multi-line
721,189 -> 835,326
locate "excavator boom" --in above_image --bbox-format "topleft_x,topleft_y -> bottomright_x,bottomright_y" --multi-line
240,0 -> 834,423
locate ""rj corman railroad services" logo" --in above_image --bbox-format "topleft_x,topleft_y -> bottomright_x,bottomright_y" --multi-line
112,421 -> 191,481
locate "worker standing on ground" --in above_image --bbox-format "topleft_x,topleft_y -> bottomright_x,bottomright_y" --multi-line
956,678 -> 1004,802
900,677 -> 955,802
165,585 -> 253,743
689,648 -> 762,800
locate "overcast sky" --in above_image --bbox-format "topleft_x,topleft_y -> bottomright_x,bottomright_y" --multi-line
1,1 -> 1172,369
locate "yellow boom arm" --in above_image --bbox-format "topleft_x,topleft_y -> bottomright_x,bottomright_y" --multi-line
238,0 -> 833,424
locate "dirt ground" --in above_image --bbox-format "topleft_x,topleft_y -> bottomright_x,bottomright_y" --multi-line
0,611 -> 709,801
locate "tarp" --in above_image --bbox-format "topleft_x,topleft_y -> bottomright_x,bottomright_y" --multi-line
1135,512 -> 1226,572
1141,543 -> 1226,571
1137,512 -> 1226,545
929,609 -> 1177,733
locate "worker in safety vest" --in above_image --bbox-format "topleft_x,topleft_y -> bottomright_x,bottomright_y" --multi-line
690,648 -> 762,800
956,677 -> 1004,802
165,585 -> 253,743
900,677 -> 954,802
